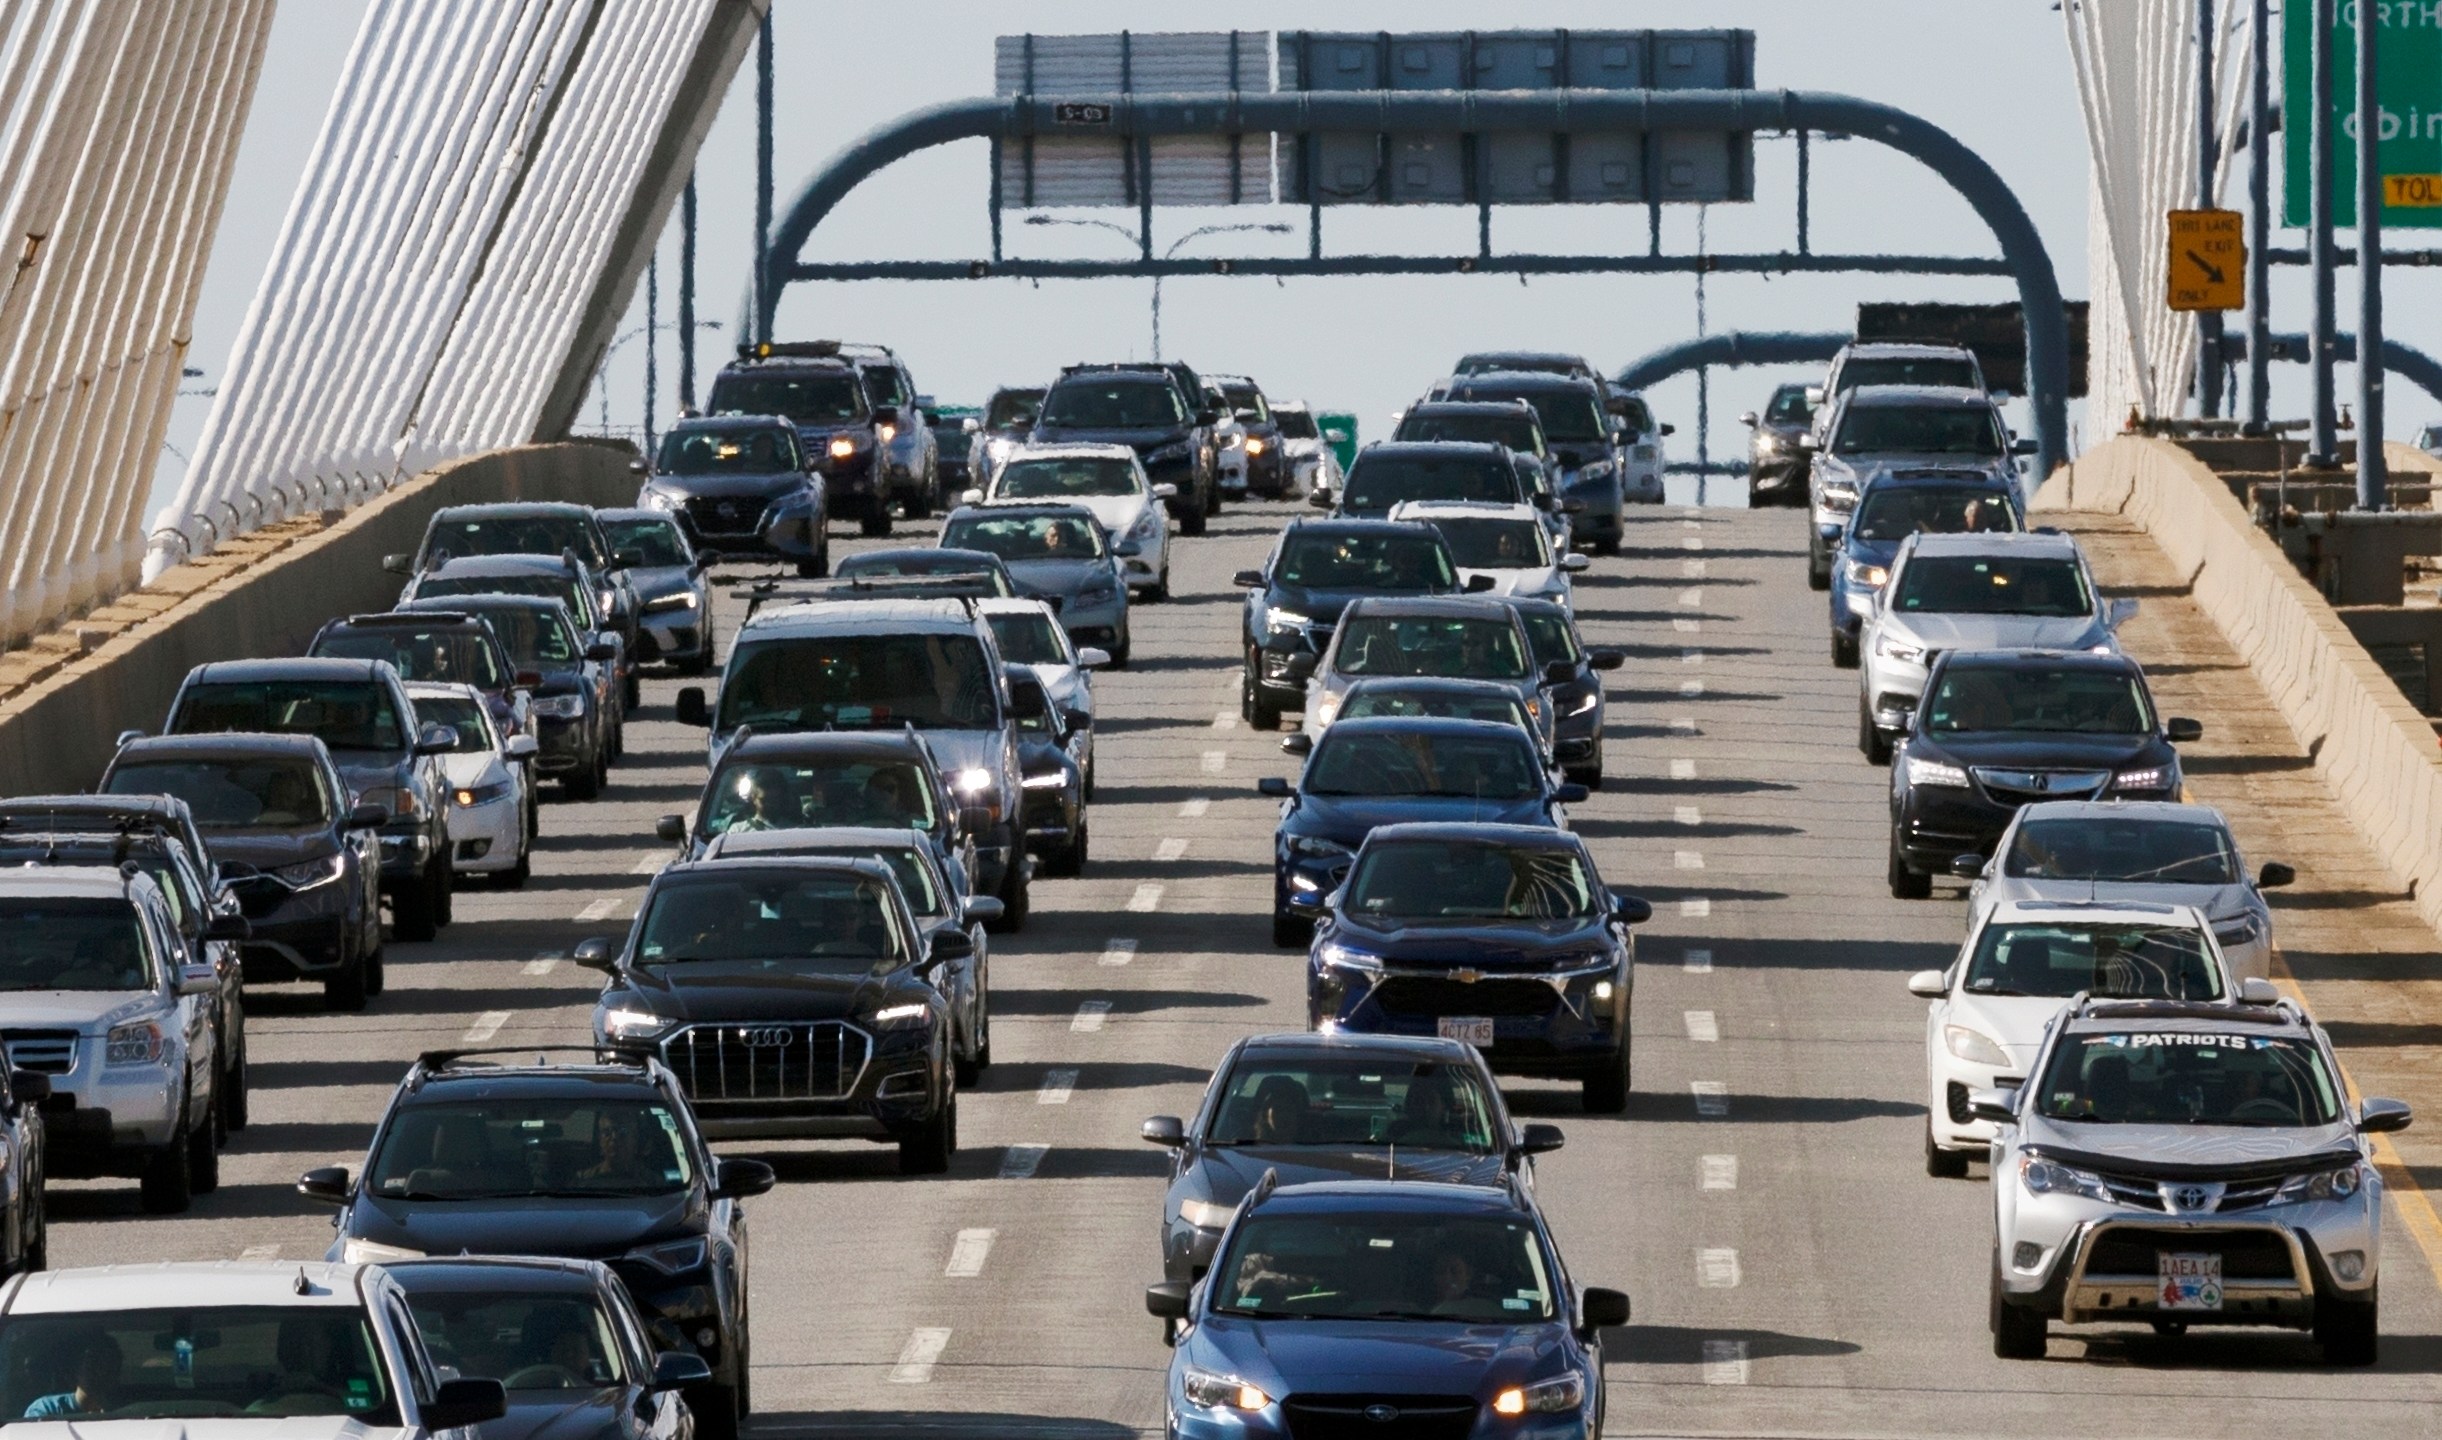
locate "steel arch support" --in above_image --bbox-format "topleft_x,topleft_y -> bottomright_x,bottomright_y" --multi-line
2242,333 -> 2442,413
1613,331 -> 1850,394
752,87 -> 2073,477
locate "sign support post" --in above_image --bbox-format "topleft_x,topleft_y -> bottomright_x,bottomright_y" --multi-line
2246,0 -> 2272,426
2358,5 -> 2388,509
2311,0 -> 2341,466
2197,0 -> 2226,418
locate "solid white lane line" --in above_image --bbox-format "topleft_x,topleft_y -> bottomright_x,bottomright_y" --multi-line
889,1328 -> 951,1384
1679,679 -> 1704,697
1701,1155 -> 1738,1190
1683,948 -> 1713,974
1674,805 -> 1702,826
1691,1081 -> 1729,1117
1038,1069 -> 1079,1104
1684,1011 -> 1719,1043
1200,750 -> 1227,773
522,954 -> 559,976
1680,897 -> 1711,918
944,1229 -> 996,1278
1678,588 -> 1703,609
1127,883 -> 1164,912
1212,710 -> 1239,731
630,854 -> 663,875
1099,939 -> 1139,967
1670,759 -> 1697,779
1697,1248 -> 1743,1288
1670,716 -> 1698,733
1701,1339 -> 1750,1385
1154,838 -> 1188,862
1177,797 -> 1211,819
1072,1001 -> 1111,1033
1674,850 -> 1704,869
462,1011 -> 511,1044
240,1244 -> 280,1261
1682,558 -> 1708,578
998,1145 -> 1048,1179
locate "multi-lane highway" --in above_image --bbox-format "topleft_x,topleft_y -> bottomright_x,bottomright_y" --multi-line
44,500 -> 2442,1438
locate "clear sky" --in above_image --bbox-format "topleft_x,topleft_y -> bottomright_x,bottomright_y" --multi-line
155,2 -> 2442,511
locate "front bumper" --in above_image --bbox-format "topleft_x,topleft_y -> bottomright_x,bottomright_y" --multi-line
1894,777 -> 2177,875
638,611 -> 711,665
1926,1053 -> 2026,1153
36,1062 -> 184,1172
1860,652 -> 1931,736
1309,961 -> 1628,1079
225,877 -> 358,979
376,826 -> 437,884
1053,592 -> 1126,645
449,792 -> 524,874
531,712 -> 594,773
1114,535 -> 1167,587
1250,628 -> 1326,704
1562,475 -> 1624,542
1999,1199 -> 2378,1329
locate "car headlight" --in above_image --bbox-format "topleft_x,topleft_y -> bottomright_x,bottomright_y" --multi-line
341,1238 -> 425,1264
627,1237 -> 709,1275
641,488 -> 681,513
1575,460 -> 1615,482
1944,1024 -> 2009,1067
1078,579 -> 1118,602
105,1020 -> 166,1066
1316,942 -> 1381,972
1145,440 -> 1193,464
1264,606 -> 1311,637
601,1007 -> 667,1040
1181,1369 -> 1268,1412
1493,1374 -> 1585,1416
1874,633 -> 1926,664
868,1002 -> 932,1029
1564,689 -> 1600,717
1286,834 -> 1354,860
1821,483 -> 1858,510
1021,770 -> 1068,790
453,781 -> 514,808
1313,694 -> 1341,728
1244,437 -> 1266,456
829,435 -> 858,460
2019,1154 -> 2112,1202
531,692 -> 585,719
1178,1197 -> 1235,1230
1844,559 -> 1889,587
1755,434 -> 1779,456
269,852 -> 347,890
2113,765 -> 2172,792
2270,1163 -> 2365,1206
1904,756 -> 1968,788
1633,444 -> 1657,462
1127,508 -> 1163,541
2212,912 -> 2265,948
644,591 -> 700,614
950,767 -> 994,797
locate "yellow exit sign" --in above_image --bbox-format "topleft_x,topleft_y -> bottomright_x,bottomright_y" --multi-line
2166,208 -> 2245,312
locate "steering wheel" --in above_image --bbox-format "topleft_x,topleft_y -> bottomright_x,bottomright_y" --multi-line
501,1364 -> 581,1390
2228,1098 -> 2297,1123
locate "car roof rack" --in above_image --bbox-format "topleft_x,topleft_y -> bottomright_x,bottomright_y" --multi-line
411,1045 -> 649,1078
730,572 -> 991,618
2071,996 -> 2300,1026
335,610 -> 475,628
733,339 -> 894,362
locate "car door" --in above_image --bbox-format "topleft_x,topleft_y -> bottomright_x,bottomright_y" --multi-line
145,891 -> 214,1117
600,1278 -> 685,1440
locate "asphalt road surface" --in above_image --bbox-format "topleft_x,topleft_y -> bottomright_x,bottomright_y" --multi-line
48,501 -> 2442,1438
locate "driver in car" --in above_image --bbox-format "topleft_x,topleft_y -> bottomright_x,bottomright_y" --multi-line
23,1337 -> 120,1419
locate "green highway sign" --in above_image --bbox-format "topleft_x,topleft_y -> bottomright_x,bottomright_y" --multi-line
2284,1 -> 2442,228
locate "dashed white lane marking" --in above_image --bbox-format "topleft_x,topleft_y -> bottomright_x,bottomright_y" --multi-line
1701,1154 -> 1739,1190
522,954 -> 558,976
1683,507 -> 1703,519
575,897 -> 619,923
1072,1000 -> 1112,1033
944,1230 -> 996,1278
1684,1010 -> 1719,1043
1672,617 -> 1700,633
1670,717 -> 1698,734
1038,1069 -> 1079,1104
1099,939 -> 1138,967
1670,759 -> 1698,780
1177,797 -> 1211,819
1674,805 -> 1702,826
1683,947 -> 1713,974
1682,535 -> 1704,551
998,1145 -> 1048,1179
1680,897 -> 1711,918
240,1244 -> 280,1261
1127,883 -> 1164,912
1154,837 -> 1189,862
1682,558 -> 1708,578
1691,1081 -> 1730,1117
1200,750 -> 1227,773
1683,515 -> 1703,527
1678,588 -> 1703,609
889,1328 -> 952,1384
462,1010 -> 512,1044
1678,679 -> 1704,697
630,854 -> 662,874
1697,1248 -> 1743,1288
1212,710 -> 1239,731
1681,647 -> 1705,664
1701,1338 -> 1750,1385
1674,850 -> 1704,870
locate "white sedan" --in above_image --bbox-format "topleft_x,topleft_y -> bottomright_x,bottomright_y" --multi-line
963,442 -> 1174,599
1387,499 -> 1588,610
978,596 -> 1109,794
405,680 -> 537,887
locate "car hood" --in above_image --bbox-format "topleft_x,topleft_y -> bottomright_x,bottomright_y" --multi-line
22,1423 -> 411,1440
1880,612 -> 2107,653
1291,794 -> 1552,845
615,962 -> 898,1023
1988,876 -> 2254,923
436,751 -> 509,788
348,1189 -> 699,1262
1944,992 -> 2076,1070
1003,557 -> 1110,598
1454,565 -> 1561,599
332,757 -> 412,799
206,829 -> 339,868
1924,731 -> 2163,769
1843,535 -> 1904,566
490,1390 -> 634,1440
647,471 -> 806,500
1028,424 -> 1193,454
1047,495 -> 1149,535
624,564 -> 698,603
1333,914 -> 1611,968
1199,1313 -> 1563,1395
2017,1116 -> 2363,1177
0,991 -> 160,1029
1191,1146 -> 1507,1198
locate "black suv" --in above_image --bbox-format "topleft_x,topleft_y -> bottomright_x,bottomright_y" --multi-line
636,414 -> 829,576
389,504 -> 642,675
400,594 -> 617,800
308,610 -> 528,747
579,855 -> 964,1173
709,341 -> 907,535
300,1050 -> 774,1439
1033,362 -> 1219,534
1888,649 -> 2200,899
1235,518 -> 1466,730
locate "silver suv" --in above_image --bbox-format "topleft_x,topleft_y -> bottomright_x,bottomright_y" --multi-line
1977,995 -> 2410,1364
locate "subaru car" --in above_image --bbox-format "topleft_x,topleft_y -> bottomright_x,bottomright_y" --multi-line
706,341 -> 898,535
633,414 -> 828,577
1300,596 -> 1555,744
1388,499 -> 1586,610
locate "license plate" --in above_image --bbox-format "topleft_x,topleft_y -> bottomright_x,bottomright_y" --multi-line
1437,1016 -> 1495,1045
2157,1252 -> 2223,1311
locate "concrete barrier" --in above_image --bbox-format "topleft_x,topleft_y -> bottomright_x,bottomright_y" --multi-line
2037,436 -> 2442,931
0,443 -> 637,796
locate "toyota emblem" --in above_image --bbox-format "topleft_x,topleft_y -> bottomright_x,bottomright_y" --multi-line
2174,1185 -> 2210,1211
737,1027 -> 794,1048
1362,1405 -> 1399,1423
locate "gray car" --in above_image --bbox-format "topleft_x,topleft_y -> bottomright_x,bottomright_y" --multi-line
939,502 -> 1131,666
1740,381 -> 1815,506
1979,994 -> 2409,1365
598,509 -> 715,674
1802,384 -> 2033,588
1301,595 -> 1559,746
1965,801 -> 2293,983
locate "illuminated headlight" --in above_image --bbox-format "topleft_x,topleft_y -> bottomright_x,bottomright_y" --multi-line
531,693 -> 585,719
341,1238 -> 425,1264
2019,1154 -> 2111,1201
641,488 -> 681,513
2270,1163 -> 2364,1207
601,1007 -> 667,1040
1592,980 -> 1615,1001
867,1002 -> 932,1029
1264,606 -> 1311,636
1843,559 -> 1889,588
1313,694 -> 1341,728
1316,942 -> 1381,973
985,437 -> 1018,461
1021,771 -> 1068,790
105,1020 -> 166,1066
1244,437 -> 1266,456
1944,1024 -> 2009,1067
1755,434 -> 1779,455
1821,483 -> 1858,510
644,591 -> 700,614
269,852 -> 347,890
1874,633 -> 1926,664
950,767 -> 994,797
1493,1374 -> 1585,1416
1564,689 -> 1600,717
1177,1197 -> 1235,1230
453,781 -> 513,808
2113,765 -> 2172,792
1286,834 -> 1354,860
1181,1369 -> 1268,1413
1905,756 -> 1968,788
829,436 -> 857,460
627,1237 -> 708,1275
877,422 -> 898,443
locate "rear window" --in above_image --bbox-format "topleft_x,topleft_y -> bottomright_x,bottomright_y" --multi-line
1343,454 -> 1518,513
1333,615 -> 1529,681
424,514 -> 599,567
1394,411 -> 1542,454
173,681 -> 404,753
105,759 -> 330,829
718,634 -> 997,732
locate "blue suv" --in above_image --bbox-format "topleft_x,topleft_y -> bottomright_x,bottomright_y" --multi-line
1827,467 -> 2023,668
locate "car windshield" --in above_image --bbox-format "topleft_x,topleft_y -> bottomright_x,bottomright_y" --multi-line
985,612 -> 1067,665
635,872 -> 905,974
1339,687 -> 1529,730
174,681 -> 404,753
418,572 -> 592,626
1395,412 -> 1543,454
707,372 -> 864,424
789,846 -> 940,916
1765,386 -> 1813,424
409,694 -> 493,753
1837,356 -> 1981,393
994,457 -> 1140,499
456,607 -> 578,667
1208,1056 -> 1498,1151
369,1097 -> 695,1200
312,628 -> 505,691
1517,612 -> 1582,667
0,897 -> 151,992
106,760 -> 329,829
1833,404 -> 2003,456
401,1293 -> 623,1391
2035,1030 -> 2341,1127
1343,454 -> 1518,512
1850,487 -> 2020,541
717,634 -> 997,731
1213,1213 -> 1555,1323
602,517 -> 690,567
1924,666 -> 2151,735
1963,923 -> 2225,1000
942,512 -> 1107,561
1463,389 -> 1605,443
1275,533 -> 1456,591
1274,409 -> 1319,440
1222,385 -> 1270,423
425,515 -> 598,566
1345,840 -> 1597,919
1425,517 -> 1549,570
0,1307 -> 397,1423
1039,379 -> 1183,428
1891,555 -> 2091,618
986,389 -> 1044,428
858,364 -> 909,407
1333,616 -> 1529,680
1305,730 -> 1540,800
702,759 -> 941,837
2004,817 -> 2241,884
655,427 -> 798,474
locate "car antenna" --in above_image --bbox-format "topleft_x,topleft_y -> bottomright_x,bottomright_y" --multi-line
293,1268 -> 312,1295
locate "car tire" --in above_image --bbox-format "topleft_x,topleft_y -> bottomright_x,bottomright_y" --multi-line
624,671 -> 642,709
1989,1249 -> 2047,1359
1593,535 -> 1620,557
431,857 -> 454,928
2316,1287 -> 2379,1365
1152,568 -> 1171,602
188,1092 -> 220,1196
224,1036 -> 249,1132
1924,1119 -> 1969,1178
1565,742 -> 1603,790
860,512 -> 893,538
1808,542 -> 1832,591
990,859 -> 1029,933
1245,651 -> 1283,731
325,949 -> 370,1012
1888,833 -> 1932,901
564,757 -> 602,801
1179,495 -> 1209,538
1832,629 -> 1859,668
21,1185 -> 45,1273
1272,910 -> 1311,950
899,1077 -> 956,1175
1109,629 -> 1131,670
392,872 -> 439,944
694,1385 -> 741,1440
365,944 -> 385,998
139,1109 -> 193,1215
1581,1045 -> 1630,1115
500,851 -> 531,889
795,556 -> 825,580
1858,701 -> 1892,765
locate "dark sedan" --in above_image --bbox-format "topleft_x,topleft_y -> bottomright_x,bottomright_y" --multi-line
830,546 -> 1015,597
1888,649 -> 2199,899
1509,597 -> 1624,786
1234,518 -> 1465,730
1325,440 -> 1529,520
389,502 -> 643,677
1740,381 -> 1815,506
1141,1031 -> 1561,1283
401,595 -> 618,800
308,609 -> 531,745
400,552 -> 637,714
599,509 -> 716,674
634,414 -> 828,577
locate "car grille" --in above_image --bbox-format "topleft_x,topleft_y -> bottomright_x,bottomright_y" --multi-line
2,1030 -> 78,1075
1970,768 -> 2112,805
1372,975 -> 1557,1019
1283,1393 -> 1478,1440
223,874 -> 294,920
2085,1228 -> 2297,1280
2084,1166 -> 2285,1213
683,496 -> 768,538
659,1021 -> 869,1102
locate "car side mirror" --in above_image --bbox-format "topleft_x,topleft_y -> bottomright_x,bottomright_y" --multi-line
961,896 -> 1005,927
1279,733 -> 1313,756
1543,660 -> 1576,687
712,1157 -> 777,1199
2239,977 -> 2282,1005
1076,647 -> 1111,669
347,803 -> 389,830
424,1378 -> 508,1430
175,963 -> 217,998
1232,569 -> 1266,590
415,724 -> 459,756
1196,408 -> 1221,427
675,688 -> 711,727
1803,384 -> 1826,405
1063,706 -> 1092,731
584,641 -> 619,663
2164,717 -> 2203,743
1140,1115 -> 1186,1148
1906,969 -> 1947,999
960,488 -> 984,505
2105,596 -> 2139,631
1464,574 -> 1497,593
1553,782 -> 1590,805
295,1165 -> 352,1205
505,734 -> 540,760
1145,1281 -> 1192,1322
1611,892 -> 1652,926
1658,423 -> 1676,437
115,728 -> 148,749
572,937 -> 619,972
655,814 -> 687,843
1517,1122 -> 1566,1156
2258,861 -> 2296,888
1966,1086 -> 2018,1124
871,405 -> 900,427
203,913 -> 251,943
1579,1286 -> 1630,1333
928,928 -> 975,965
1949,853 -> 1986,879
1588,649 -> 1625,671
1559,553 -> 1591,573
961,417 -> 981,434
7,1071 -> 48,1107
381,553 -> 414,575
1306,489 -> 1333,509
1151,482 -> 1178,500
1257,776 -> 1293,798
650,1352 -> 714,1392
2012,437 -> 2040,456
2360,1097 -> 2414,1133
1796,433 -> 1820,452
1738,411 -> 1758,427
1004,677 -> 1048,721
